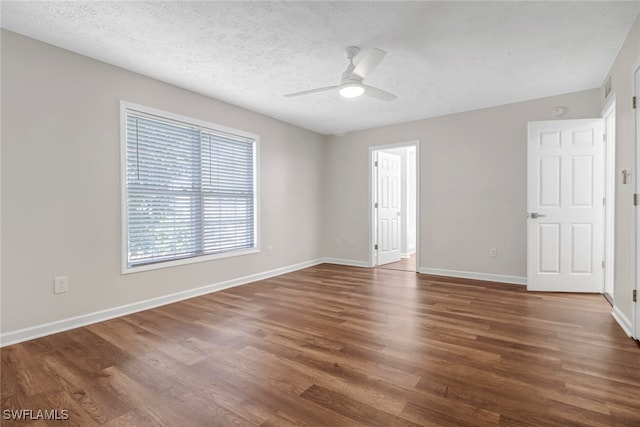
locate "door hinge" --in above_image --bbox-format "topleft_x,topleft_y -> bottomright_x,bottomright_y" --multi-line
633,289 -> 637,302
634,194 -> 638,206
374,244 -> 378,250
375,161 -> 379,167
602,197 -> 605,206
602,260 -> 605,269
375,202 -> 378,208
633,96 -> 637,109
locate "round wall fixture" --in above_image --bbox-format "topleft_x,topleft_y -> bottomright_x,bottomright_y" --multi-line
552,106 -> 566,117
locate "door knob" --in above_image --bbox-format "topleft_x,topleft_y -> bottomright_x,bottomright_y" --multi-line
528,212 -> 546,219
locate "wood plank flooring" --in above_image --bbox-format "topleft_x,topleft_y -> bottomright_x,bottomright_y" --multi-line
378,254 -> 417,272
2,264 -> 639,426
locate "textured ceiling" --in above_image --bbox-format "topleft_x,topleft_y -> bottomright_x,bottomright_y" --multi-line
2,1 -> 639,135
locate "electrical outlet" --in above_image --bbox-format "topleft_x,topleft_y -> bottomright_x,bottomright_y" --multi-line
53,276 -> 68,294
489,248 -> 498,257
267,246 -> 273,256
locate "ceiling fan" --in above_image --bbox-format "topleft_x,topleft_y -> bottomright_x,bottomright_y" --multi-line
284,46 -> 397,101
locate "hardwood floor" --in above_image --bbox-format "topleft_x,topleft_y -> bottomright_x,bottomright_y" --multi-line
2,264 -> 639,426
378,254 -> 417,272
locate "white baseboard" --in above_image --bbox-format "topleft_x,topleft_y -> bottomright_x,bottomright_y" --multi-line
611,305 -> 634,338
0,258 -> 324,347
418,267 -> 526,285
321,257 -> 371,268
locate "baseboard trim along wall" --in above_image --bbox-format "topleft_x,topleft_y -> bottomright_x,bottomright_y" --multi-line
418,267 -> 527,285
611,305 -> 634,338
0,258 -> 325,347
321,258 -> 371,268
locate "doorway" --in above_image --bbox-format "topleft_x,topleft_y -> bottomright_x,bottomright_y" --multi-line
370,142 -> 419,272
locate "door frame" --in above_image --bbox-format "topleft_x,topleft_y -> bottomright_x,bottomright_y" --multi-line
634,59 -> 640,339
601,97 -> 616,303
369,140 -> 420,271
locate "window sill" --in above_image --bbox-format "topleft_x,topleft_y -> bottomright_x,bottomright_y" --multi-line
122,247 -> 260,275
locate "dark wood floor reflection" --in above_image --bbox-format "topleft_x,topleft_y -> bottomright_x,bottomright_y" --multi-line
2,264 -> 639,426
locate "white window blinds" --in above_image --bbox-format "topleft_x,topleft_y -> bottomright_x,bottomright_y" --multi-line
125,108 -> 256,268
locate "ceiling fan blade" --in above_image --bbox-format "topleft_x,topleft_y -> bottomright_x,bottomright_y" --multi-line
352,48 -> 386,79
284,85 -> 340,98
363,85 -> 397,101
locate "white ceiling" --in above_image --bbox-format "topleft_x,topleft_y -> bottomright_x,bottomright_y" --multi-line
2,1 -> 639,135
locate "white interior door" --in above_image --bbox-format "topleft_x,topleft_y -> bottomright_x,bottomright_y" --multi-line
377,151 -> 402,265
527,119 -> 604,292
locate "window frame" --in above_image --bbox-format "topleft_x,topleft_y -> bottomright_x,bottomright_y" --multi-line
120,101 -> 260,274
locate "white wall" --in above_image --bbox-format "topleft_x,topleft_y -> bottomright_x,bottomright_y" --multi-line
323,89 -> 602,281
601,15 -> 640,332
1,31 -> 325,334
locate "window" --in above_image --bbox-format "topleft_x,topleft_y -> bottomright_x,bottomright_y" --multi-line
121,102 -> 258,272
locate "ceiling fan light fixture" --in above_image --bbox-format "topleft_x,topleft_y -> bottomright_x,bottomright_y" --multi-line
284,46 -> 395,101
339,83 -> 364,98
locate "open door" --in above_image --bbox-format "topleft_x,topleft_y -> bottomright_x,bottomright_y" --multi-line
527,119 -> 605,292
376,151 -> 402,266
